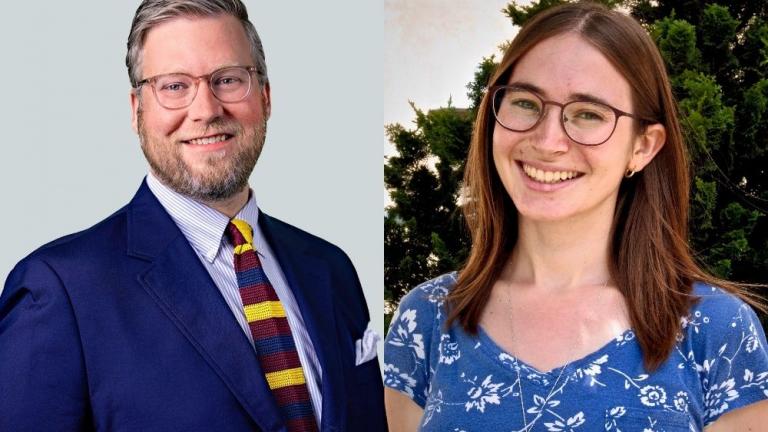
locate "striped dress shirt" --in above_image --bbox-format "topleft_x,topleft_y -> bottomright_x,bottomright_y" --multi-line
146,173 -> 323,425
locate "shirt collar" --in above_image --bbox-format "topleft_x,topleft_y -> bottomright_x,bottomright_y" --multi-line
146,173 -> 261,263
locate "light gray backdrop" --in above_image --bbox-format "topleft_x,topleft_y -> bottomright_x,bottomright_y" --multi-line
0,2 -> 383,356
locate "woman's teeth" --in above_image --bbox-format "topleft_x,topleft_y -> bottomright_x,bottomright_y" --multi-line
522,163 -> 580,184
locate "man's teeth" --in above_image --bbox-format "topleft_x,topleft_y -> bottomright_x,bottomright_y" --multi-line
188,134 -> 229,145
522,163 -> 580,184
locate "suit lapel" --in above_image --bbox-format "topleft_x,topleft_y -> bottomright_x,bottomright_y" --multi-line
127,182 -> 283,431
259,213 -> 347,431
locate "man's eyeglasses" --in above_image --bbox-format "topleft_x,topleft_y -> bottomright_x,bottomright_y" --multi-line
135,66 -> 258,110
491,85 -> 648,146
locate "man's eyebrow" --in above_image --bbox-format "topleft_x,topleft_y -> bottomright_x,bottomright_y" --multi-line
506,80 -> 616,107
153,63 -> 249,75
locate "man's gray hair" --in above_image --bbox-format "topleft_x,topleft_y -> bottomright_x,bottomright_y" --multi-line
126,0 -> 268,88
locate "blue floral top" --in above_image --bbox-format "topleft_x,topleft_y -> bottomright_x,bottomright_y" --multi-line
384,273 -> 768,431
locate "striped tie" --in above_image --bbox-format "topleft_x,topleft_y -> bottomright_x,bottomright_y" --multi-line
226,219 -> 318,432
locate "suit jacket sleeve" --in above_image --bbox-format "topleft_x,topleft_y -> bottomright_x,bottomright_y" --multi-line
334,249 -> 387,430
1,256 -> 92,430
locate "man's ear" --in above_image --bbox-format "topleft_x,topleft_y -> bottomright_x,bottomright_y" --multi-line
629,123 -> 666,173
130,89 -> 140,134
261,82 -> 271,120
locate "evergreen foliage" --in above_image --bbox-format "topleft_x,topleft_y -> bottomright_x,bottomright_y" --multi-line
384,1 -> 768,327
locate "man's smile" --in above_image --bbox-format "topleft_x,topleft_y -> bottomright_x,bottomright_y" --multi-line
182,133 -> 234,146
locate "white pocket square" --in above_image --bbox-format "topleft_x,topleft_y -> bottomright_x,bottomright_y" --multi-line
354,326 -> 380,366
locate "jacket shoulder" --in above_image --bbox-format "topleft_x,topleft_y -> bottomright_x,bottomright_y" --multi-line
22,205 -> 131,265
260,213 -> 349,261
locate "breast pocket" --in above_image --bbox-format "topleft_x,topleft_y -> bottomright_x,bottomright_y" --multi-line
605,407 -> 693,432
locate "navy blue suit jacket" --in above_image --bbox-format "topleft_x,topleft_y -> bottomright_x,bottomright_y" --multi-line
0,181 -> 385,431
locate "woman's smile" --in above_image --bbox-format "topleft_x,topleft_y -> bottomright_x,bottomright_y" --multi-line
492,33 -> 636,222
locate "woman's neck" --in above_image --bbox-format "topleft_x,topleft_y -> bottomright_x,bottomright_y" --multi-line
507,207 -> 615,291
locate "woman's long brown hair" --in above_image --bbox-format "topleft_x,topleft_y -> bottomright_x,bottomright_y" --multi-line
446,2 -> 764,371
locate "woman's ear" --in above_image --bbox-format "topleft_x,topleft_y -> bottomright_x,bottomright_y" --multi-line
628,123 -> 666,172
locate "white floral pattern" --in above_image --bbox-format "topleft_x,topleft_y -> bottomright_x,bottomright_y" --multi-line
383,364 -> 417,398
703,378 -> 738,417
438,334 -> 461,365
673,391 -> 690,412
387,308 -> 426,360
614,331 -> 636,347
544,411 -> 585,431
463,374 -> 504,412
639,385 -> 667,407
384,274 -> 768,431
604,406 -> 626,431
573,354 -> 609,387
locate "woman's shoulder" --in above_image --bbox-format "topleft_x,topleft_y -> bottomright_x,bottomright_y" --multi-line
681,283 -> 768,426
387,272 -> 458,357
686,283 -> 759,329
682,282 -> 766,360
385,272 -> 460,407
394,271 -> 458,317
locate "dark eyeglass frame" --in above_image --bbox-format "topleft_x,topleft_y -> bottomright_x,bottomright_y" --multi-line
134,65 -> 258,109
490,85 -> 651,146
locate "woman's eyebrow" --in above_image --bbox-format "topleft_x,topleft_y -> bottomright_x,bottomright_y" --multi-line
507,80 -> 615,106
569,92 -> 614,107
506,81 -> 546,96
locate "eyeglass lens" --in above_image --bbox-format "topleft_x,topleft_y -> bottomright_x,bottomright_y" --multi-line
493,87 -> 618,145
152,67 -> 252,109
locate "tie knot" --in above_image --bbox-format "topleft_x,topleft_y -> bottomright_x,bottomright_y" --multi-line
226,219 -> 254,247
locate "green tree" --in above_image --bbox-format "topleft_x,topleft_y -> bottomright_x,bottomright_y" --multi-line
640,2 -> 768,288
384,1 -> 768,327
384,102 -> 473,315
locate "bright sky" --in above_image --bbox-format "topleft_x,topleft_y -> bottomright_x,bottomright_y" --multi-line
384,0 -> 521,150
383,0 -> 522,206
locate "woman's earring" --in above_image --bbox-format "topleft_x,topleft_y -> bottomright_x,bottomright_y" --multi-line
624,168 -> 636,178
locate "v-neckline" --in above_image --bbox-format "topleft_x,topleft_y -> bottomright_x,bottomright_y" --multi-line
475,325 -> 634,381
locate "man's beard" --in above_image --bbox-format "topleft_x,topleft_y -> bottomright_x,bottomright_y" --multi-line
138,110 -> 266,202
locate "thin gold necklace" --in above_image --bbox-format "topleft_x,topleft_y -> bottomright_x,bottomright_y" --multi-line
506,281 -> 608,431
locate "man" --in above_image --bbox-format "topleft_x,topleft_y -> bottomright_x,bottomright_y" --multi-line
0,1 -> 384,430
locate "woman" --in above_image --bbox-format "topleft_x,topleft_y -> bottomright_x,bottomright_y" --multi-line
384,3 -> 768,431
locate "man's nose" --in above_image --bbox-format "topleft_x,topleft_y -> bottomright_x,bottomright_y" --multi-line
187,81 -> 224,121
531,106 -> 571,153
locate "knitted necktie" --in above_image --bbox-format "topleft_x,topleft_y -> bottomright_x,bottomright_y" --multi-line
226,219 -> 318,432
